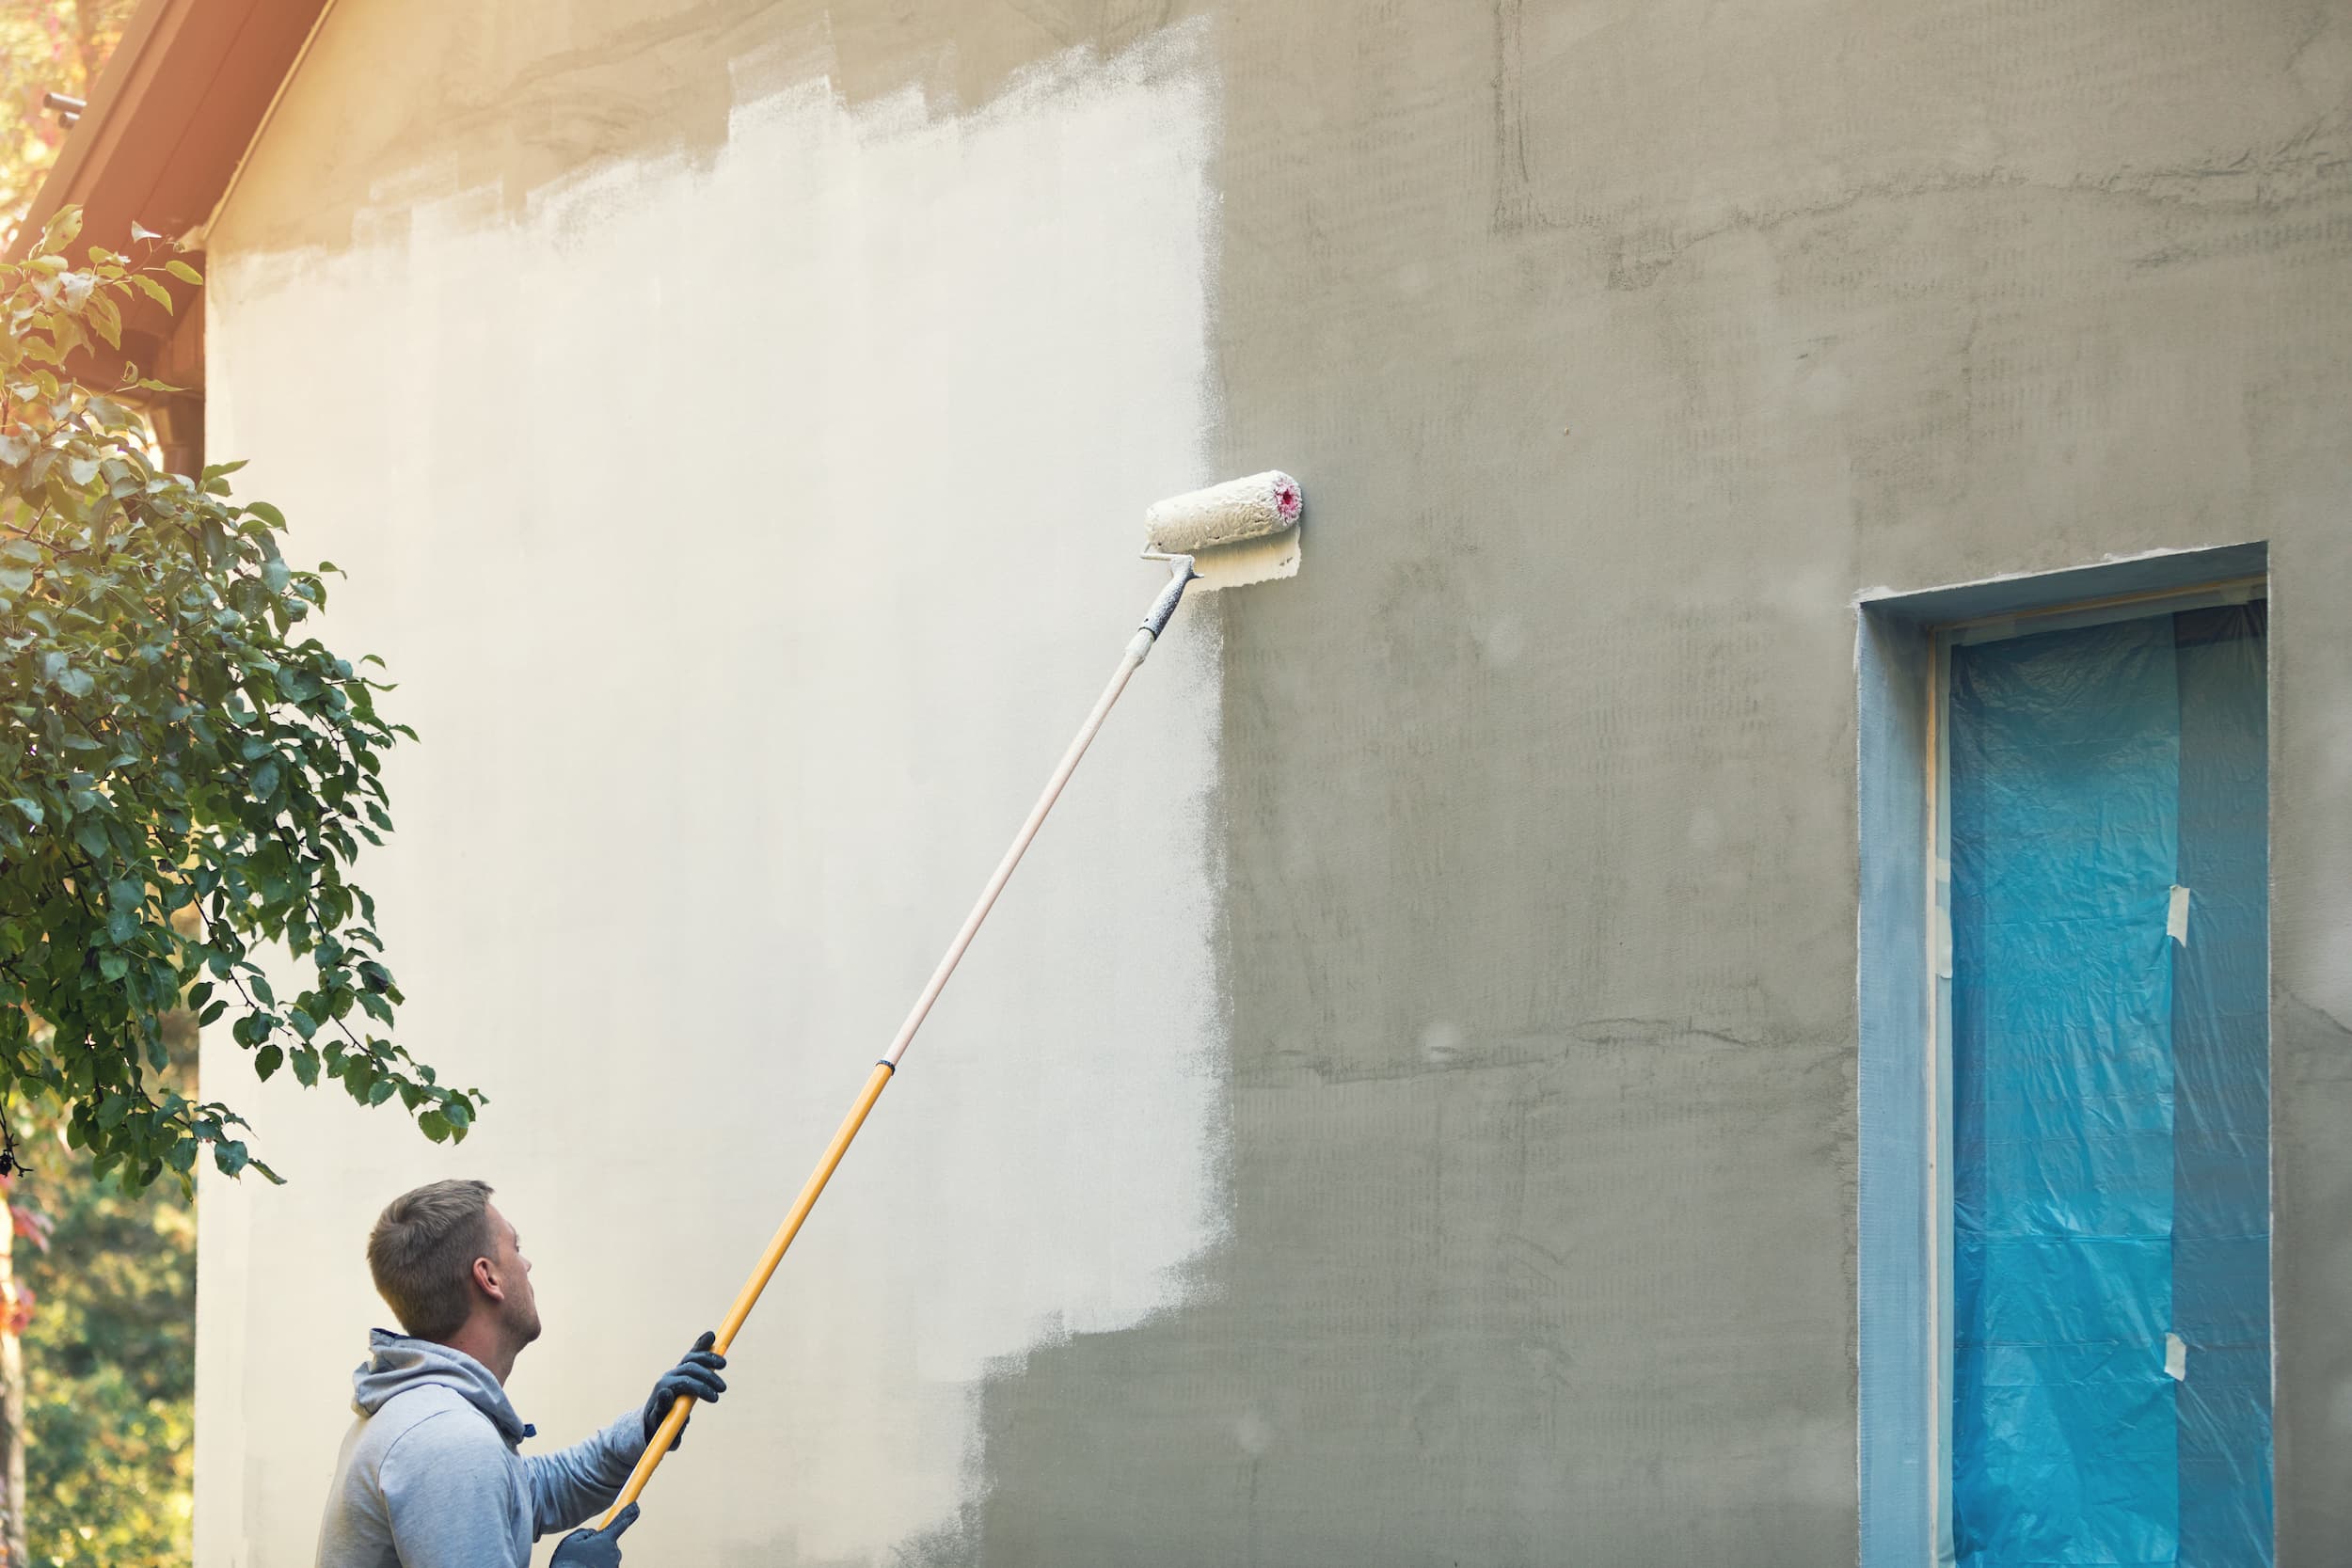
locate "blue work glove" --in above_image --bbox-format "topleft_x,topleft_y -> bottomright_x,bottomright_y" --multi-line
550,1503 -> 637,1567
642,1331 -> 727,1451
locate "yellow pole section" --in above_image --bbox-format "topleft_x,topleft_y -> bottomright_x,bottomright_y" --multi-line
598,1059 -> 897,1524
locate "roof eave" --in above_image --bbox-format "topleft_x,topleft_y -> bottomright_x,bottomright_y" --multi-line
8,0 -> 330,262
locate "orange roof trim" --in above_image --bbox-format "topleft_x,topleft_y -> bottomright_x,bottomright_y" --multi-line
10,0 -> 331,262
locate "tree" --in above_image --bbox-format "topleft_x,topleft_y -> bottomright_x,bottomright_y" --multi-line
0,208 -> 482,1189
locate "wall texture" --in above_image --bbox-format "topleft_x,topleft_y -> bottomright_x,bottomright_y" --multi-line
196,2 -> 2352,1564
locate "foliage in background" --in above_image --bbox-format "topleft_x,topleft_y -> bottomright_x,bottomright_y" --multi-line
3,20 -> 230,1564
0,1 -> 135,245
14,1013 -> 193,1568
0,210 -> 478,1190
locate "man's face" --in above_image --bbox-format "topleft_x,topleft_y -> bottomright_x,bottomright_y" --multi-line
483,1202 -> 542,1347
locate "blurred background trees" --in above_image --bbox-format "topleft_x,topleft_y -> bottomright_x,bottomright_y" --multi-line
0,3 -> 136,248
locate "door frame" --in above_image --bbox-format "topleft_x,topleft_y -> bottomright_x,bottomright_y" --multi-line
1854,543 -> 2269,1568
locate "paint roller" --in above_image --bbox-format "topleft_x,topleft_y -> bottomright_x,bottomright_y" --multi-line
600,470 -> 1306,1522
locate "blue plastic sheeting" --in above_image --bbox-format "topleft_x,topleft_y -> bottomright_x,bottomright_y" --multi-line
2169,606 -> 2272,1563
1952,617 -> 2182,1567
1948,607 -> 2270,1568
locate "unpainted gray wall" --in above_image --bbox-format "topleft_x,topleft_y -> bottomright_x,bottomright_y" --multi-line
964,5 -> 2352,1563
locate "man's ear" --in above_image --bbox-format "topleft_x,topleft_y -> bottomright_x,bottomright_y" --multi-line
472,1254 -> 505,1304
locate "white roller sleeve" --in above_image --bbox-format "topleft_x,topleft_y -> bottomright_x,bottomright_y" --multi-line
1142,470 -> 1304,554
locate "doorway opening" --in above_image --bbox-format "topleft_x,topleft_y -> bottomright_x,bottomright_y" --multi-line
1857,545 -> 2272,1568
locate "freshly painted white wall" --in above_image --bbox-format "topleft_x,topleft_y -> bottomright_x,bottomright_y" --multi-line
198,32 -> 1225,1566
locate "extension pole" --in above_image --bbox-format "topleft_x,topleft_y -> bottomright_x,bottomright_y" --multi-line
599,559 -> 1200,1524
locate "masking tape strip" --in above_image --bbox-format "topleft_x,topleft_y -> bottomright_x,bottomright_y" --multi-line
2168,885 -> 2191,945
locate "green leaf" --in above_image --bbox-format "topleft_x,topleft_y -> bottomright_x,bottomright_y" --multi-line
164,260 -> 204,286
254,1045 -> 282,1080
214,1140 -> 250,1177
131,274 -> 176,310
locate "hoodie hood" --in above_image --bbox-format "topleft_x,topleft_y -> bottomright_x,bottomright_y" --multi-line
351,1329 -> 532,1445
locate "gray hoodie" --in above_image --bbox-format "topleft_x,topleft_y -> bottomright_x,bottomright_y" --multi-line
315,1330 -> 646,1568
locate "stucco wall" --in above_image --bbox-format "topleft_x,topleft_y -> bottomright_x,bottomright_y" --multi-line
198,3 -> 2352,1564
